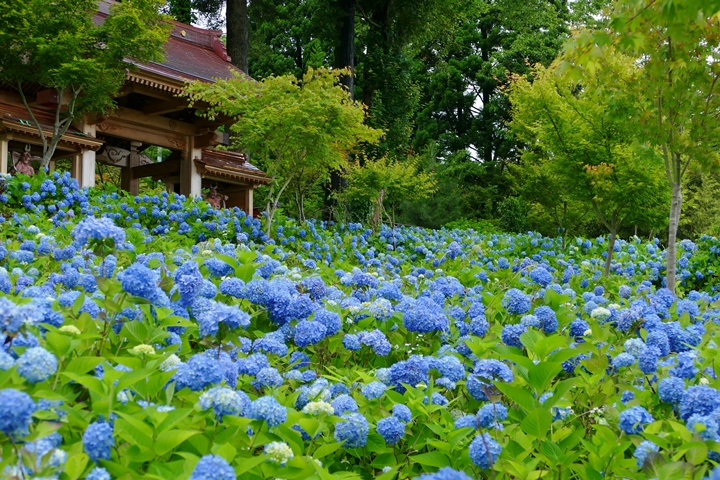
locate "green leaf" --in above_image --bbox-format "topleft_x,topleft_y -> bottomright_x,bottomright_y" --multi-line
313,441 -> 343,459
527,362 -> 562,393
63,452 -> 89,480
494,382 -> 538,412
65,356 -> 104,374
155,430 -> 199,456
234,455 -> 266,476
520,408 -> 552,438
410,451 -> 451,468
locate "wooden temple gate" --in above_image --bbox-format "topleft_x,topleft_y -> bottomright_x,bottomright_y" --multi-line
0,0 -> 268,215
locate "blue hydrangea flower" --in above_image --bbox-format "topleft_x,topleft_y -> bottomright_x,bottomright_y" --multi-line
331,394 -> 358,415
501,324 -> 526,348
376,416 -> 405,445
454,415 -> 477,429
476,403 -> 508,429
247,396 -> 287,427
502,288 -> 531,315
0,388 -> 35,437
468,432 -> 502,468
403,297 -> 449,333
254,367 -> 283,389
618,406 -> 654,434
638,346 -> 660,374
612,353 -> 635,369
414,467 -> 473,480
314,308 -> 342,336
86,467 -> 112,480
117,263 -> 160,300
71,216 -> 126,248
389,355 -> 430,393
658,377 -> 684,404
361,381 -> 387,400
16,347 -> 57,383
173,354 -> 225,391
358,329 -> 392,356
198,387 -> 249,420
343,333 -> 361,351
295,320 -> 327,347
334,413 -> 369,448
83,422 -> 114,463
633,440 -> 659,467
680,386 -> 720,421
190,454 -> 235,480
392,404 -> 412,423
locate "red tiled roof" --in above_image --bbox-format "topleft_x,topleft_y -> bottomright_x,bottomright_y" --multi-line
95,1 -> 246,86
194,148 -> 269,185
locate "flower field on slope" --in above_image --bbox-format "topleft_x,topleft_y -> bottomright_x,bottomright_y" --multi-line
2,172 -> 720,480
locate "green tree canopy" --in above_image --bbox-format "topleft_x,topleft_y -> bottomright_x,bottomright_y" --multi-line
184,67 -> 382,235
509,55 -> 669,275
0,0 -> 170,167
341,155 -> 437,231
562,0 -> 720,292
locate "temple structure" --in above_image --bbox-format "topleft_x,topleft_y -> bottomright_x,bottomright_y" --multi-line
0,0 -> 268,215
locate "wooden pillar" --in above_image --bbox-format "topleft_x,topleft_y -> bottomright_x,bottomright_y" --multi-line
180,136 -> 202,199
80,124 -> 96,188
244,187 -> 254,218
121,141 -> 141,196
71,153 -> 82,180
0,136 -> 8,174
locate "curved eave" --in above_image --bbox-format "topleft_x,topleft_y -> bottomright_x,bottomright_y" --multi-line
194,160 -> 270,186
0,119 -> 104,151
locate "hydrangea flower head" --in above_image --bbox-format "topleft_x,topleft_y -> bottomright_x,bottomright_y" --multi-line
468,432 -> 502,468
376,416 -> 405,445
618,406 -> 654,434
16,346 -> 57,383
502,288 -> 531,315
83,422 -> 114,463
247,396 -> 287,427
190,455 -> 235,480
264,441 -> 294,465
0,388 -> 35,437
198,387 -> 248,420
334,413 -> 369,448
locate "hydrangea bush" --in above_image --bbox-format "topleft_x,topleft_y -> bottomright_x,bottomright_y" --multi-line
1,171 -> 720,479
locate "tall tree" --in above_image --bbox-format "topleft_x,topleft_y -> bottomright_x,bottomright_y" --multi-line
509,56 -> 669,276
0,0 -> 170,167
185,68 -> 382,235
564,1 -> 720,292
226,0 -> 249,72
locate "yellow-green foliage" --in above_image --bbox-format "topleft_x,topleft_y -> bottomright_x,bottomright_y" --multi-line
185,67 -> 382,234
342,156 -> 437,229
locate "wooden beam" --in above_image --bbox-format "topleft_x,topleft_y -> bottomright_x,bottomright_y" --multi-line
193,131 -> 219,149
95,121 -> 188,151
142,97 -> 189,116
109,107 -> 198,135
131,157 -> 181,179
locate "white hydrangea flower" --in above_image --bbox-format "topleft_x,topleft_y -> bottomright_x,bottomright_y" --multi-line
264,442 -> 294,465
59,325 -> 81,336
131,344 -> 155,356
302,401 -> 334,416
590,307 -> 611,322
160,354 -> 182,371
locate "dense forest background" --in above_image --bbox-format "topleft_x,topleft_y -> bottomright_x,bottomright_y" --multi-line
164,0 -> 720,240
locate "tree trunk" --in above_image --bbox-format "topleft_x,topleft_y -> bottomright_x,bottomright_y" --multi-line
334,0 -> 355,95
324,0 -> 356,221
603,228 -> 616,277
666,181 -> 682,293
226,0 -> 249,74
